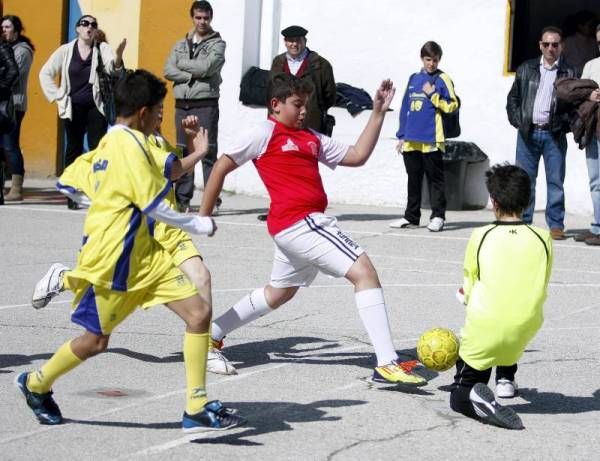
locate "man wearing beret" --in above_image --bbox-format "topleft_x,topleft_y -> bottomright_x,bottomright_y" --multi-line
271,25 -> 336,133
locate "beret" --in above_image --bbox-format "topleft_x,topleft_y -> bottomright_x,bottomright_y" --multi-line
281,25 -> 308,38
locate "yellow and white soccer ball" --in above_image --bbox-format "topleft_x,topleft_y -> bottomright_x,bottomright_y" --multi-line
416,327 -> 460,371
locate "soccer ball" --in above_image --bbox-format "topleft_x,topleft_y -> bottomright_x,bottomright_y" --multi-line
416,327 -> 460,371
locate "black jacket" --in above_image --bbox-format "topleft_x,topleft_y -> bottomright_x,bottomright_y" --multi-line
506,57 -> 576,139
0,42 -> 18,101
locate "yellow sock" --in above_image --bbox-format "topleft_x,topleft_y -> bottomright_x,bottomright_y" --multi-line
27,340 -> 83,394
63,271 -> 73,291
183,332 -> 209,415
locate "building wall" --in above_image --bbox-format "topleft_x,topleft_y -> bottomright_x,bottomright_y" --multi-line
217,0 -> 592,217
4,0 -> 66,176
3,0 -> 593,217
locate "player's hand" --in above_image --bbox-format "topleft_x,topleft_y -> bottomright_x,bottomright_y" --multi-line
373,79 -> 395,113
395,140 -> 404,154
115,38 -> 127,62
192,127 -> 209,156
455,287 -> 466,305
182,115 -> 200,136
422,82 -> 435,96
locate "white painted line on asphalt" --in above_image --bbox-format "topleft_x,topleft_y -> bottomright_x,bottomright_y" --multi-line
546,301 -> 600,322
0,299 -> 73,310
0,205 -> 85,215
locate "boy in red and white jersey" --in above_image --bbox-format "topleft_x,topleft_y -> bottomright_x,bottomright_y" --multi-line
200,73 -> 425,385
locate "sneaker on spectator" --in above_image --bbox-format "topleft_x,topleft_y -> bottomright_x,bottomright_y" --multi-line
389,218 -> 418,229
427,217 -> 445,232
574,230 -> 596,242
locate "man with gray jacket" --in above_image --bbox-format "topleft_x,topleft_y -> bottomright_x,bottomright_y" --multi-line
164,0 -> 225,212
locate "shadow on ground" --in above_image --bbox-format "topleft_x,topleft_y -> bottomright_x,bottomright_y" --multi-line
0,353 -> 53,373
68,399 -> 367,446
515,387 -> 600,414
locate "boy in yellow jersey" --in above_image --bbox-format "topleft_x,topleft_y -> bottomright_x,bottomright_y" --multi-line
16,70 -> 245,431
46,116 -> 234,374
450,164 -> 553,430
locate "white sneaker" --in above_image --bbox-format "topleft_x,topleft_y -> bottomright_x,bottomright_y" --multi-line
427,217 -> 445,232
31,263 -> 70,309
389,218 -> 418,229
207,341 -> 238,375
496,379 -> 517,398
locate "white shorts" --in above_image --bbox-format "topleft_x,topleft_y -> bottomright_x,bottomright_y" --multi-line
270,213 -> 364,288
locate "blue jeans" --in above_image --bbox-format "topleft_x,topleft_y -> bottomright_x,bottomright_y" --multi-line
585,137 -> 600,235
516,130 -> 567,229
1,110 -> 25,176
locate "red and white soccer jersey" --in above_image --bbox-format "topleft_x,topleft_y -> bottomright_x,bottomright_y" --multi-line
224,117 -> 349,235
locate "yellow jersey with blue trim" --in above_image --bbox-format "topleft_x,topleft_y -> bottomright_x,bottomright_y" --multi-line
57,150 -> 97,198
67,127 -> 175,292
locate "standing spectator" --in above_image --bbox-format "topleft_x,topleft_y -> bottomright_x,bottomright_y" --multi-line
578,26 -> 600,245
0,11 -> 18,206
389,41 -> 459,232
506,26 -> 576,240
164,0 -> 225,212
39,14 -> 125,209
270,25 -> 336,133
1,15 -> 33,202
562,10 -> 598,77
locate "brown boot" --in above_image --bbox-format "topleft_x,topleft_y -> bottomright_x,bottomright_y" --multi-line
5,174 -> 23,201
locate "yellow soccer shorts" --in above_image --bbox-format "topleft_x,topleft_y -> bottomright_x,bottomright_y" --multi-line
70,266 -> 197,335
155,225 -> 202,267
170,238 -> 202,267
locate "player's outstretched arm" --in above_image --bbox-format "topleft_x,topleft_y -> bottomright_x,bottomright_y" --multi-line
199,155 -> 239,218
340,79 -> 395,167
170,125 -> 209,180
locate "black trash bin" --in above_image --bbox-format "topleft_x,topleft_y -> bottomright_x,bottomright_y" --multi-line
421,141 -> 489,211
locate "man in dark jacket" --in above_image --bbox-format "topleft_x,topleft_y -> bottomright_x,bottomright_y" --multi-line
270,25 -> 336,133
506,26 -> 576,240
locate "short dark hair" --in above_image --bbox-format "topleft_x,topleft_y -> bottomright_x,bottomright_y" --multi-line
190,0 -> 213,18
485,163 -> 531,216
420,41 -> 443,59
267,72 -> 314,113
540,26 -> 563,40
114,70 -> 167,117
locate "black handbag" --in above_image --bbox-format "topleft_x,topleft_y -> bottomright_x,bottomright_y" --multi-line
321,113 -> 335,137
96,43 -> 117,125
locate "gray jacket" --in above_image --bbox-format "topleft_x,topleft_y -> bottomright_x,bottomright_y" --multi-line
164,30 -> 226,101
11,41 -> 33,112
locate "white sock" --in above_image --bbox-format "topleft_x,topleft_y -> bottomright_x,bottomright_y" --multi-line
212,288 -> 272,341
355,288 -> 399,366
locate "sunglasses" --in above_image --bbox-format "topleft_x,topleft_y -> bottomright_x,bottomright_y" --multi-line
541,42 -> 559,48
78,19 -> 98,28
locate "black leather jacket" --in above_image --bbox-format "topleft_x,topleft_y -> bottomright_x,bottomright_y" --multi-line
0,42 -> 18,101
506,57 -> 576,139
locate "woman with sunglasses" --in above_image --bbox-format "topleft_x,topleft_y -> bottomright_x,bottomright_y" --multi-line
39,15 -> 126,209
1,14 -> 34,202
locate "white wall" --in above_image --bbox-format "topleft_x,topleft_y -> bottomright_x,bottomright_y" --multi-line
207,0 -> 592,218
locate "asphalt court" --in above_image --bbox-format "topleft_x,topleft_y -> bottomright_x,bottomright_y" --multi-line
1,183 -> 600,460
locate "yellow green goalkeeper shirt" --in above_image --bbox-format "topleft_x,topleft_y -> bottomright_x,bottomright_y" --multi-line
460,221 -> 553,370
